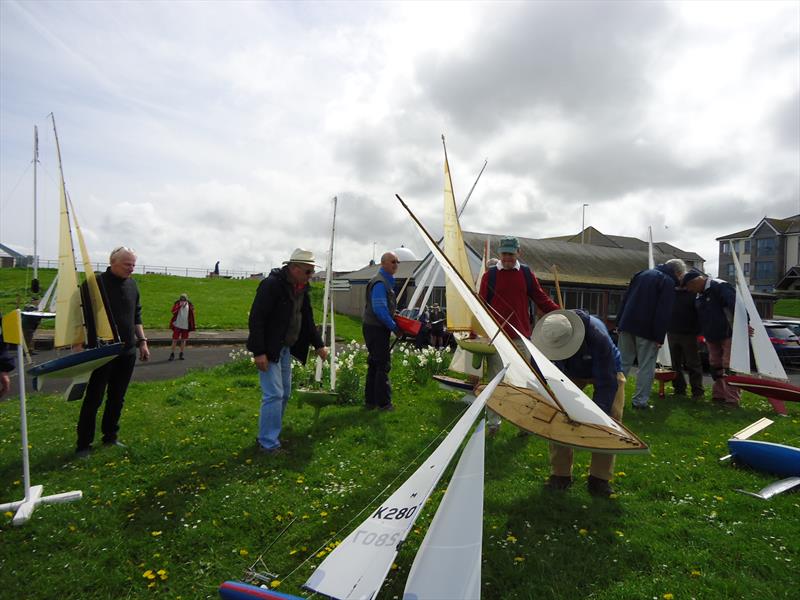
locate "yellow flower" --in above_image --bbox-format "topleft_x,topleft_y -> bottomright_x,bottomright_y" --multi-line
157,569 -> 168,581
4,511 -> 13,518
156,490 -> 167,497
691,569 -> 701,578
320,511 -> 328,517
663,594 -> 674,600
143,570 -> 156,580
289,549 -> 298,555
514,556 -> 525,563
148,582 -> 156,589
316,550 -> 327,558
151,531 -> 162,537
506,535 -> 517,543
579,529 -> 588,536
276,515 -> 284,522
714,495 -> 724,501
615,530 -> 624,537
270,580 -> 281,588
239,549 -> 249,557
68,524 -> 77,532
615,471 -> 626,477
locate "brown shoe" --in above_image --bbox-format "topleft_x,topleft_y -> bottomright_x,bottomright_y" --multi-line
587,475 -> 614,498
544,475 -> 573,491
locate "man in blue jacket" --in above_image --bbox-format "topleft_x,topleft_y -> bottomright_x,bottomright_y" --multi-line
616,259 -> 687,409
247,248 -> 328,454
533,309 -> 626,497
362,251 -> 401,411
683,269 -> 739,405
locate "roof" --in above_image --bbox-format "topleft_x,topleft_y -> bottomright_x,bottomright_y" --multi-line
717,214 -> 800,241
541,227 -> 703,262
343,260 -> 421,283
0,242 -> 25,260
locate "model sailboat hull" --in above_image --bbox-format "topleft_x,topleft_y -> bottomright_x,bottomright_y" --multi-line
726,373 -> 800,403
727,439 -> 800,477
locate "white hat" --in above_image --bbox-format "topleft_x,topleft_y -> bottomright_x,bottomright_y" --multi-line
283,248 -> 318,267
532,309 -> 586,360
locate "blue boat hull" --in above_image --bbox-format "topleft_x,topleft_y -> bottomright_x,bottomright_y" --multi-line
728,439 -> 800,477
218,580 -> 304,600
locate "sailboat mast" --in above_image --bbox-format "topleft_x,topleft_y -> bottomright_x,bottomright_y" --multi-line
32,126 -> 39,290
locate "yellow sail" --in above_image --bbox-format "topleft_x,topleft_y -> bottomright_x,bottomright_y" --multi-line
53,181 -> 84,348
443,155 -> 474,332
70,198 -> 114,341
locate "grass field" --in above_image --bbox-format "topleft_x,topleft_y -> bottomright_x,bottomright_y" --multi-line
1,346 -> 798,599
775,298 -> 800,318
0,267 -> 363,342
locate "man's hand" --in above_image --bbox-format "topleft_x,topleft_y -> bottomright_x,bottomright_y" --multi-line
0,372 -> 10,399
139,341 -> 150,362
254,354 -> 269,371
316,347 -> 329,361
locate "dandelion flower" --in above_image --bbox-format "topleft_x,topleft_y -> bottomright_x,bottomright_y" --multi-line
691,569 -> 701,578
663,594 -> 674,600
579,529 -> 588,536
506,535 -> 517,543
143,570 -> 156,580
151,531 -> 162,537
239,549 -> 249,557
270,580 -> 281,588
514,556 -> 525,563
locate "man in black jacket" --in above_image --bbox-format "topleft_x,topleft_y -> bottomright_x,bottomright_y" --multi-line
667,287 -> 705,400
76,247 -> 150,456
247,248 -> 328,454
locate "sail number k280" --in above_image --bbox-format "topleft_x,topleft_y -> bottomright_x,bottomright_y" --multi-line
371,505 -> 417,520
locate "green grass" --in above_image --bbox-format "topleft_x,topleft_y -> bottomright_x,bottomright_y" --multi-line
775,298 -> 800,318
0,267 -> 363,342
1,350 -> 798,599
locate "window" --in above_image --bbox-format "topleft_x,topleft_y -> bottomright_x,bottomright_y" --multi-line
607,291 -> 625,320
726,263 -> 735,277
733,240 -> 739,253
743,262 -> 750,276
756,238 -> 777,256
744,240 -> 751,254
754,261 -> 775,280
721,241 -> 730,254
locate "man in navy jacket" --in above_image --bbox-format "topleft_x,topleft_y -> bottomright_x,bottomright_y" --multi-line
533,309 -> 626,497
683,270 -> 739,405
616,259 -> 687,409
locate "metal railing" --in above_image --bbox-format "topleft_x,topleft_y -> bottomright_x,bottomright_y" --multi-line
25,259 -> 260,279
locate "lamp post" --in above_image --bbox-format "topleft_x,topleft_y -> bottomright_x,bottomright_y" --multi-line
581,204 -> 589,244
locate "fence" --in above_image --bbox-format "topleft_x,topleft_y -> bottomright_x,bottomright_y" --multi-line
23,259 -> 258,279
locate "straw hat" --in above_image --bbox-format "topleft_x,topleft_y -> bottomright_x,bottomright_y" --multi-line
283,248 -> 318,267
532,309 -> 586,361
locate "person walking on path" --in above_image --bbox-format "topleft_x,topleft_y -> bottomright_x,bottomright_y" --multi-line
479,235 -> 559,435
534,309 -> 626,498
247,248 -> 328,454
667,286 -> 705,399
76,246 -> 150,456
362,251 -> 401,411
683,269 -> 740,406
169,293 -> 196,361
616,258 -> 686,410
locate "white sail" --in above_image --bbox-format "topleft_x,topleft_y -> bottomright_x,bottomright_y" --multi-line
730,250 -> 786,380
403,419 -> 485,600
649,227 -> 672,368
38,275 -> 58,314
407,256 -> 436,311
303,368 -> 507,600
53,159 -> 84,348
330,292 -> 337,389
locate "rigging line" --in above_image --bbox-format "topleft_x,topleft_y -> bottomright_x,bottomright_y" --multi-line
246,516 -> 298,575
277,398 -> 476,586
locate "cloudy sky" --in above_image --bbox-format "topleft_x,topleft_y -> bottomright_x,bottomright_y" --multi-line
1,0 -> 798,277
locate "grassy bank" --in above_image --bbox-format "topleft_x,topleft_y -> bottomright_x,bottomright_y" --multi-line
1,347 -> 797,599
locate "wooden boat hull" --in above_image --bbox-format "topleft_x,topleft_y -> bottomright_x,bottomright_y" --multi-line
726,374 -> 800,403
457,337 -> 496,356
219,580 -> 304,600
432,374 -> 474,392
485,383 -> 648,454
295,389 -> 339,408
727,439 -> 800,477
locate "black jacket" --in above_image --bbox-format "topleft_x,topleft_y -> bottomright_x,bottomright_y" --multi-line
0,312 -> 15,373
247,267 -> 324,364
668,289 -> 700,335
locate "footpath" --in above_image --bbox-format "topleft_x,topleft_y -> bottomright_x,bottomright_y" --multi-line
31,329 -> 249,350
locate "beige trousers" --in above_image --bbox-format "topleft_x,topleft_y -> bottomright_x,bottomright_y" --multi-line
549,372 -> 626,481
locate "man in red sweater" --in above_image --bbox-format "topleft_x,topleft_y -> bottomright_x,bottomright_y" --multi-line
479,236 -> 559,435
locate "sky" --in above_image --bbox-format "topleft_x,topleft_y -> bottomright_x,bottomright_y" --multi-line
1,0 -> 798,278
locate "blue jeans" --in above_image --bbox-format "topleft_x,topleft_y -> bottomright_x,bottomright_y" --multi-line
257,346 -> 292,450
618,331 -> 658,407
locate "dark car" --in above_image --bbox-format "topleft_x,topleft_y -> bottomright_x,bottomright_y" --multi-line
763,322 -> 800,366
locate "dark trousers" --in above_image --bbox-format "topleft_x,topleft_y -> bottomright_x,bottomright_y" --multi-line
363,323 -> 392,408
76,352 -> 137,449
668,332 -> 704,395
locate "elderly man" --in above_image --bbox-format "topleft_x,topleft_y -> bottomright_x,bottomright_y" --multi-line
479,235 -> 559,434
533,309 -> 625,497
616,258 -> 687,410
76,247 -> 150,456
682,269 -> 739,406
363,251 -> 401,411
247,248 -> 329,454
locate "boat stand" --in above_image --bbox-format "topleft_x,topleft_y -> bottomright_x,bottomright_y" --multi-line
0,311 -> 82,525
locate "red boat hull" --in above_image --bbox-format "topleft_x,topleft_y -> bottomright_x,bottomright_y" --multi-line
726,374 -> 800,403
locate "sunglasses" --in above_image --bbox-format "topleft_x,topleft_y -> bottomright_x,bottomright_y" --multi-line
292,264 -> 314,275
390,260 -> 399,264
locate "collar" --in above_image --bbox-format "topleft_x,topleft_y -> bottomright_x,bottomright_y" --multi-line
704,277 -> 712,292
500,260 -> 521,271
378,267 -> 396,284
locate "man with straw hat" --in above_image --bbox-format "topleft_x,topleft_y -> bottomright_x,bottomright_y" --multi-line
247,248 -> 329,454
533,309 -> 626,497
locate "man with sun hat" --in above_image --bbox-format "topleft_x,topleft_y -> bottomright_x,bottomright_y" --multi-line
533,308 -> 626,497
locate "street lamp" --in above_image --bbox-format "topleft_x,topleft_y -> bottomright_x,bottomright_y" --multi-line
581,204 -> 589,244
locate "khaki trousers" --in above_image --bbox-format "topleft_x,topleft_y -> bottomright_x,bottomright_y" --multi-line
549,372 -> 626,481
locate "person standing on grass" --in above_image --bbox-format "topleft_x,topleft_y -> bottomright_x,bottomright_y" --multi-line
616,258 -> 686,410
667,285 -> 705,400
362,251 -> 402,411
479,236 -> 559,435
76,246 -> 150,457
682,269 -> 740,406
168,293 -> 196,361
247,248 -> 328,454
534,309 -> 626,498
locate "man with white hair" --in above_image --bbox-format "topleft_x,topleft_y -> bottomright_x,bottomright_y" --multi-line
76,246 -> 150,456
533,309 -> 626,497
616,258 -> 687,410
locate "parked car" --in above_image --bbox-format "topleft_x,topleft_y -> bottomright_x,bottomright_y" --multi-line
766,319 -> 800,338
763,321 -> 800,366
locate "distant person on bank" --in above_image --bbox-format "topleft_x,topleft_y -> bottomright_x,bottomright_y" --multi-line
363,251 -> 402,411
616,258 -> 687,410
247,249 -> 328,454
169,293 -> 196,361
76,247 -> 150,457
682,269 -> 740,406
533,309 -> 625,497
667,284 -> 705,400
479,235 -> 559,435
